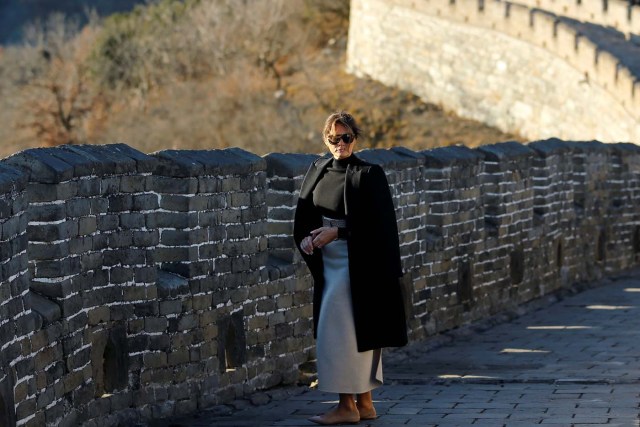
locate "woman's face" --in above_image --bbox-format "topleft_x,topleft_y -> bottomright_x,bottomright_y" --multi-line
325,123 -> 357,160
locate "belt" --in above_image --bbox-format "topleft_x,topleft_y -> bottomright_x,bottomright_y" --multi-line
322,216 -> 347,228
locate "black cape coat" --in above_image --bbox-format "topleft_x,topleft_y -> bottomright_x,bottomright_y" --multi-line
293,154 -> 408,352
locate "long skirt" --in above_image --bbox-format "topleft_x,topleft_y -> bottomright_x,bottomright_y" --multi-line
316,239 -> 383,394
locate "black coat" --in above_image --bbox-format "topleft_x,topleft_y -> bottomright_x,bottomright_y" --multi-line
293,154 -> 408,352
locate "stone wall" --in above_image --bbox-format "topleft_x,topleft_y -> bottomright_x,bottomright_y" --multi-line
346,0 -> 640,142
513,0 -> 640,37
0,141 -> 638,425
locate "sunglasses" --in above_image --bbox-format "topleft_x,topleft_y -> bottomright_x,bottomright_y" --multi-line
327,133 -> 355,145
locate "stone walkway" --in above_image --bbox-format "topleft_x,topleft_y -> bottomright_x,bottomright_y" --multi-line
155,271 -> 640,426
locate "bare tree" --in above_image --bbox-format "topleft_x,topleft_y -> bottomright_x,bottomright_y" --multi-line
15,13 -> 102,146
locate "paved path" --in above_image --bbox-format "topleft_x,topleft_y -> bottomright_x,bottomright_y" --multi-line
156,272 -> 640,426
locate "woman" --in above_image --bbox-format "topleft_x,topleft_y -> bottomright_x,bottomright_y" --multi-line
294,111 -> 408,425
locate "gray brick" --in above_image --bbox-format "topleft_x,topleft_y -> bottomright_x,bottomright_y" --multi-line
145,317 -> 168,333
4,216 -> 25,239
160,230 -> 193,246
121,175 -> 146,193
66,198 -> 91,217
133,193 -> 159,211
160,195 -> 191,212
100,176 -> 121,193
28,204 -> 66,222
90,197 -> 109,214
154,176 -> 198,194
147,212 -> 190,229
77,178 -> 100,197
108,231 -> 133,248
160,300 -> 182,315
133,230 -> 159,247
28,241 -> 69,260
198,177 -> 223,193
78,217 -> 97,235
97,214 -> 119,231
133,267 -> 156,284
80,252 -> 102,270
33,256 -> 80,278
154,247 -> 197,262
206,194 -> 227,209
107,194 -> 133,212
177,314 -> 198,331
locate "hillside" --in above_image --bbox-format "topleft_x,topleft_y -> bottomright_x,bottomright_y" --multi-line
0,0 -> 522,159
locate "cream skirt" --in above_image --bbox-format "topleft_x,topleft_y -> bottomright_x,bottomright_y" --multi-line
316,239 -> 383,394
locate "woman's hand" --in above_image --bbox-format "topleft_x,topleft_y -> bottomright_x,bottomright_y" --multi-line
311,227 -> 338,249
300,235 -> 315,255
299,227 -> 338,255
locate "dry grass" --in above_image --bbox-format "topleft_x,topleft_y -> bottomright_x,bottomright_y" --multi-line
0,0 -> 522,159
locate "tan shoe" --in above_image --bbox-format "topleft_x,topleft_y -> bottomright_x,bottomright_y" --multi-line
308,412 -> 360,425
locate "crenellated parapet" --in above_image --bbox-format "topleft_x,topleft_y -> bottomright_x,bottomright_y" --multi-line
0,141 -> 638,426
512,0 -> 640,37
347,0 -> 640,142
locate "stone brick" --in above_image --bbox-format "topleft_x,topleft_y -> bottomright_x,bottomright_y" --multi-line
132,193 -> 159,211
147,212 -> 190,229
60,294 -> 82,317
107,194 -> 133,212
134,302 -> 158,317
28,241 -> 69,260
143,352 -> 168,369
78,178 -> 101,197
66,198 -> 91,217
177,314 -> 198,331
120,175 -> 146,193
63,370 -> 84,394
97,214 -> 119,232
145,317 -> 168,333
28,203 -> 66,222
168,349 -> 190,366
27,221 -> 76,242
154,248 -> 195,265
160,300 -> 182,315
108,230 -> 133,248
149,334 -> 170,351
159,194 -> 192,212
133,230 -> 159,247
80,252 -> 102,270
120,212 -> 145,229
78,217 -> 97,235
26,182 -> 77,203
87,306 -> 110,325
100,176 -> 121,193
15,397 -> 36,422
154,176 -> 198,194
14,380 -> 28,403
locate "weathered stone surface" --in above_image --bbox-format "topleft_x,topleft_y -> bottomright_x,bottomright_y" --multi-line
26,292 -> 61,325
0,139 -> 636,427
421,145 -> 484,167
264,153 -> 318,178
153,147 -> 265,177
357,148 -> 421,169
